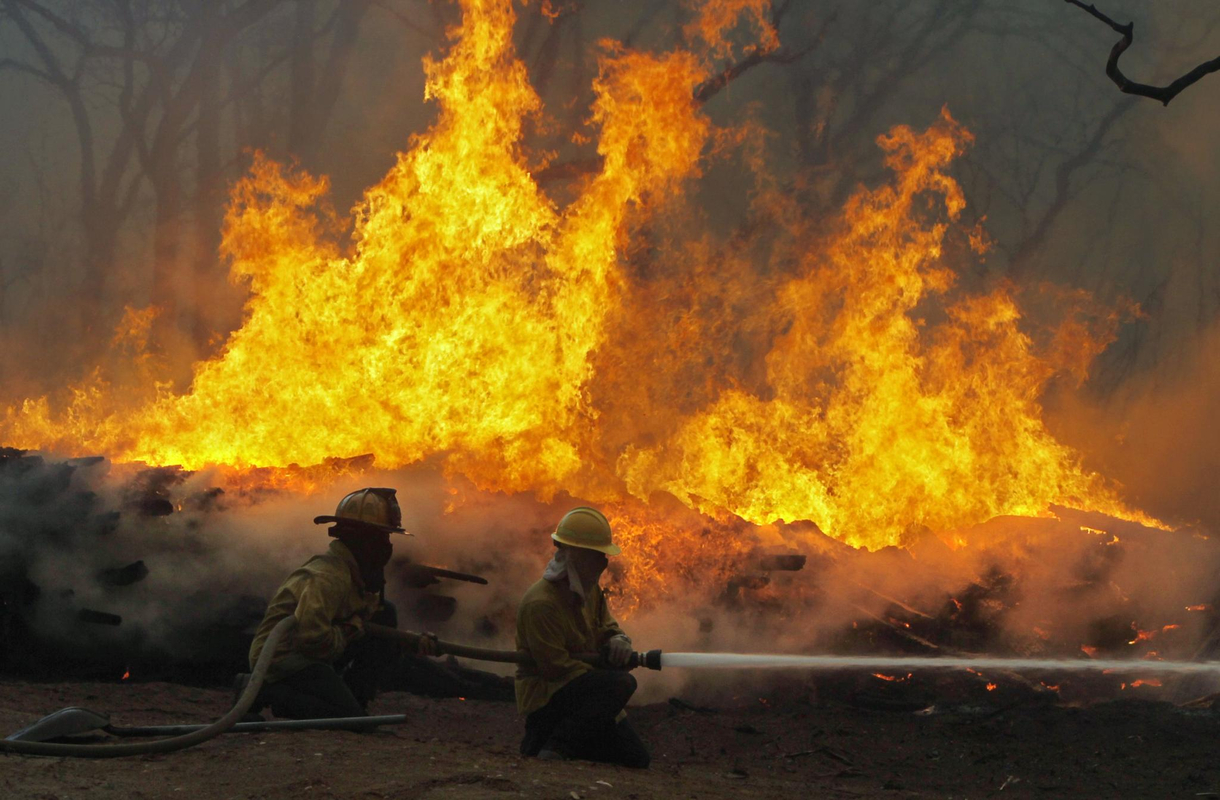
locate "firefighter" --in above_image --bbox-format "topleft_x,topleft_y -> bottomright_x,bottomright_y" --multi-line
242,487 -> 421,719
514,507 -> 650,768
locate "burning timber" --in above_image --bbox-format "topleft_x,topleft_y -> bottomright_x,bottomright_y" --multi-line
5,446 -> 1220,706
0,449 -> 510,698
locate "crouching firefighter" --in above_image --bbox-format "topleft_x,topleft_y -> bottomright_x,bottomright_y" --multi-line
515,507 -> 650,768
242,488 -> 423,719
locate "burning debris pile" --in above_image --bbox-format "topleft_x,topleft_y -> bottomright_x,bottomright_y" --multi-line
1,0 -> 1217,713
4,440 -> 1219,713
0,448 -> 516,698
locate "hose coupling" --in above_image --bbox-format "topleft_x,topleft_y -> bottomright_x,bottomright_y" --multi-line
629,649 -> 663,671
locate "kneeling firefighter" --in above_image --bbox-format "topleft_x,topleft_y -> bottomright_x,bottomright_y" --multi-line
515,507 -> 650,768
244,488 -> 425,719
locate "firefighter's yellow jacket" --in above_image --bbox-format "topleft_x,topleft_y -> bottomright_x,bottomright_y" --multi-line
514,577 -> 626,715
249,539 -> 381,683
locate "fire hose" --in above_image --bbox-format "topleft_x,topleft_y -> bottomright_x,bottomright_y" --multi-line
0,621 -> 660,758
363,623 -> 664,670
0,615 -> 297,758
8,618 -> 1220,758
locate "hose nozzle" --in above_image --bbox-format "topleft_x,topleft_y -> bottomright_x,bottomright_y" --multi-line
628,649 -> 663,671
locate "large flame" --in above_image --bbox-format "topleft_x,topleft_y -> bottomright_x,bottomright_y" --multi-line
2,0 -> 1151,570
614,114 -> 1146,547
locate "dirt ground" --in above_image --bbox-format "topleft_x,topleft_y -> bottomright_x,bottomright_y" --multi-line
3,676 -> 1220,800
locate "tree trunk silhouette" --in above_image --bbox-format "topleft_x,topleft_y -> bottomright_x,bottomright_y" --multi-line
288,0 -> 374,170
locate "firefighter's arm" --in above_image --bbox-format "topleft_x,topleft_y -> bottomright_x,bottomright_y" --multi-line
338,593 -> 382,642
595,589 -> 629,646
292,572 -> 350,660
595,591 -> 632,667
518,600 -> 590,682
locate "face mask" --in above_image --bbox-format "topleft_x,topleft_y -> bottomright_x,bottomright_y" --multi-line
341,534 -> 393,592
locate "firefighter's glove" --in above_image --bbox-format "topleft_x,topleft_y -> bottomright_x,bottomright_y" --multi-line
606,634 -> 633,668
418,631 -> 439,657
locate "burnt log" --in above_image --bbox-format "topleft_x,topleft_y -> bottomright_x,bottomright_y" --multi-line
76,608 -> 122,626
97,560 -> 149,587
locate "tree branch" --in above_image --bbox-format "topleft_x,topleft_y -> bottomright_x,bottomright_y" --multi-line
1007,94 -> 1135,277
3,0 -> 98,209
693,41 -> 813,105
692,0 -> 815,105
1064,0 -> 1220,106
11,0 -> 91,48
0,56 -> 53,82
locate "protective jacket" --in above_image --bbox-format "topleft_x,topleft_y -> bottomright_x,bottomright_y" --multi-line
249,540 -> 382,683
514,577 -> 626,715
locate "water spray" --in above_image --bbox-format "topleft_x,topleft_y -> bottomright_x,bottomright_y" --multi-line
9,623 -> 1216,760
657,652 -> 1220,675
367,625 -> 1220,677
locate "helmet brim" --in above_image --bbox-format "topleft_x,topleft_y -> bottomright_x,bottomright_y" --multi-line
313,515 -> 412,535
552,532 -> 621,556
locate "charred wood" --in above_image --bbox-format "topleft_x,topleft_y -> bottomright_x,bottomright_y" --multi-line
97,560 -> 149,588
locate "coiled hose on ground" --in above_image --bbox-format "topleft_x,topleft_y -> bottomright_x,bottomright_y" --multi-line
0,616 -> 296,758
1,620 -> 659,758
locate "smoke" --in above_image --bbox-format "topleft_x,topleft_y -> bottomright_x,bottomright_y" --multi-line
3,1 -> 1220,705
1057,317 -> 1220,533
4,445 -> 1219,706
0,449 -> 590,672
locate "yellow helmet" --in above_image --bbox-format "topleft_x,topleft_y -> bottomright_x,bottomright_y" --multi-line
552,507 -> 620,555
313,488 -> 411,535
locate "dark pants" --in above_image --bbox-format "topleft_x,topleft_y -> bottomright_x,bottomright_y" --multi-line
521,669 -> 651,768
260,602 -> 401,720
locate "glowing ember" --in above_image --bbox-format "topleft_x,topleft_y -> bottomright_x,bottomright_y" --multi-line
1128,623 -> 1182,645
1128,629 -> 1156,645
986,683 -> 997,691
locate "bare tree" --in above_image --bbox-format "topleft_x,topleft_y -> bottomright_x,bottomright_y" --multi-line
1063,0 -> 1220,105
0,0 -> 415,349
2,1 -> 141,336
0,1 -> 292,343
